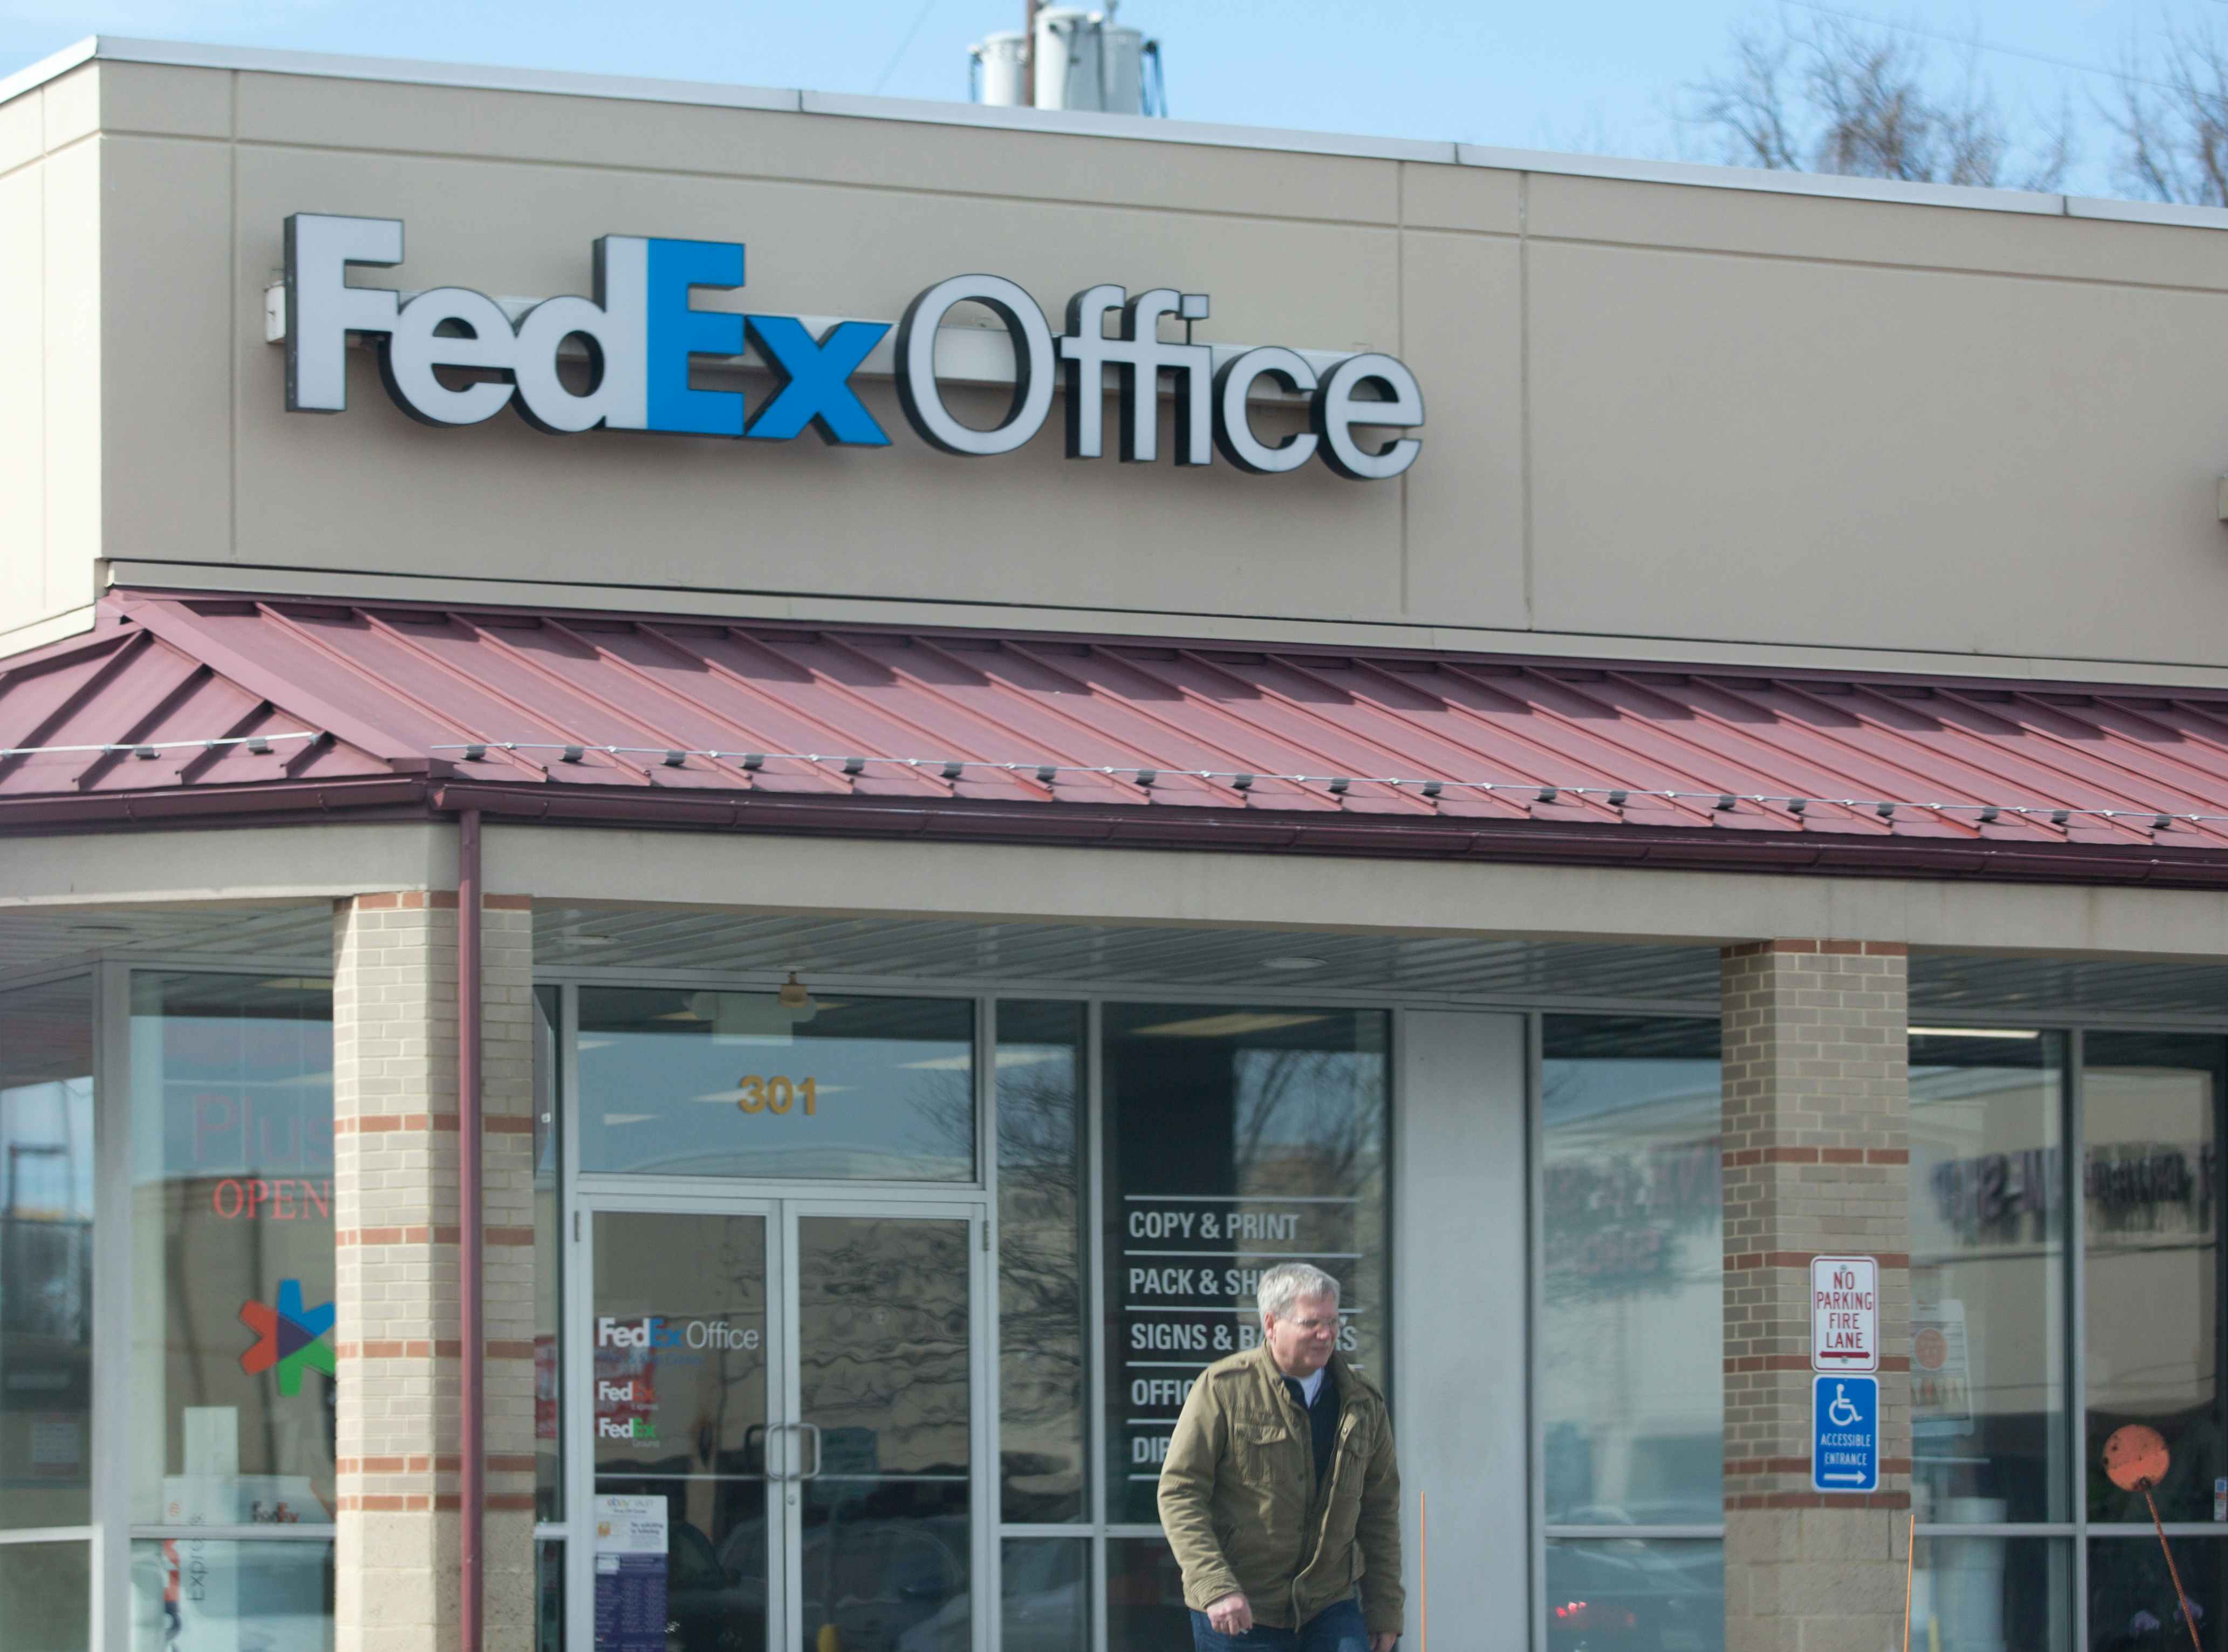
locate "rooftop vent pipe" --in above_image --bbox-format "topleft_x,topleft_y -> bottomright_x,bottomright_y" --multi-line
969,3 -> 1164,115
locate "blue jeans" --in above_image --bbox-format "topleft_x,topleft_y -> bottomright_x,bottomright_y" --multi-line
1190,1595 -> 1372,1651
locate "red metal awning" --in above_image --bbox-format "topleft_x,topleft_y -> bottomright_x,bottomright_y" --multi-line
5,591 -> 2228,887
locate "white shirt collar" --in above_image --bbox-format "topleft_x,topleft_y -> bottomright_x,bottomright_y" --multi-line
1296,1365 -> 1327,1406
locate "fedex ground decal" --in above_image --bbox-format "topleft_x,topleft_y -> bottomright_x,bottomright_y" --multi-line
282,214 -> 1423,480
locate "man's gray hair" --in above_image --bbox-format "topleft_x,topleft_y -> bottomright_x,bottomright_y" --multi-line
1257,1261 -> 1342,1323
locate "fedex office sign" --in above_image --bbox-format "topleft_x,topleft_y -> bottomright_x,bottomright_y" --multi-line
283,214 -> 1423,480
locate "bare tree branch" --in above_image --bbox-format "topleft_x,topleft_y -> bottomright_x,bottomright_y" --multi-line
1682,10 -> 2072,192
2107,22 -> 2228,206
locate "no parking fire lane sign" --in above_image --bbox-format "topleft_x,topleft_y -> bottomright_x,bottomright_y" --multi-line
1811,1254 -> 1879,1372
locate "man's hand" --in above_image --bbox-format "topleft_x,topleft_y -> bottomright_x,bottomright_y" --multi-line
1370,1635 -> 1397,1652
1206,1592 -> 1254,1636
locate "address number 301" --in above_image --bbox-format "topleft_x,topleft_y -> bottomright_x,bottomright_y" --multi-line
737,1075 -> 818,1115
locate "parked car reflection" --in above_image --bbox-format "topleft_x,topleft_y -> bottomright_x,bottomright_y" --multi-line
898,1537 -> 1084,1652
659,1502 -> 971,1652
1547,1537 -> 1723,1652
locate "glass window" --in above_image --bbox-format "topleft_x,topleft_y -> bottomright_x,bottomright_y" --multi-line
1545,1537 -> 1723,1652
1909,1535 -> 2069,1652
576,989 -> 974,1179
0,1539 -> 89,1652
0,976 -> 94,1531
1909,1029 -> 2071,1524
1002,1538 -> 1088,1652
1106,1537 -> 1188,1652
534,985 -> 563,1523
536,1539 -> 564,1652
129,1538 -> 333,1652
1100,1004 -> 1389,1526
2088,1537 -> 2224,1652
129,973 -> 336,1526
1541,1016 -> 1723,1527
997,1001 -> 1087,1524
2085,1034 -> 2228,1525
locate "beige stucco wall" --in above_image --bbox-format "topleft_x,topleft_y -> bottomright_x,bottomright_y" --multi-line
13,53 -> 2228,678
0,64 -> 102,654
8,821 -> 2228,962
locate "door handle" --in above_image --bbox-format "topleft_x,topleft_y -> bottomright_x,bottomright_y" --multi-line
796,1421 -> 823,1480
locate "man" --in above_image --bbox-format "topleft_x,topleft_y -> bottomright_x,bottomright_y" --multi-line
1159,1261 -> 1403,1651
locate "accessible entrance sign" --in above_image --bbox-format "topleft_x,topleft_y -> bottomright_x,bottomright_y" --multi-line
1812,1376 -> 1880,1493
1810,1254 -> 1879,1372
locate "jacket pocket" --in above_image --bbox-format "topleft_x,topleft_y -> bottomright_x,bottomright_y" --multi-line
1231,1419 -> 1293,1495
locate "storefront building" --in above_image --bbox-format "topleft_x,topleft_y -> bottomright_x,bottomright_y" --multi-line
5,34 -> 2228,1652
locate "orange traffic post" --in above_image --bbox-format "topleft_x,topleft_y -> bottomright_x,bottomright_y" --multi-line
1419,1491 -> 1427,1652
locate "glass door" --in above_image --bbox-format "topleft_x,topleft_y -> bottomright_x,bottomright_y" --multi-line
582,1200 -> 986,1652
590,1205 -> 784,1652
785,1205 -> 981,1652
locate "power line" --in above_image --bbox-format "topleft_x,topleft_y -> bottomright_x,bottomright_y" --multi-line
1781,0 -> 2184,97
872,0 -> 945,96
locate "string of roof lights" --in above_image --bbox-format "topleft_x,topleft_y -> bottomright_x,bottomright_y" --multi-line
4,731 -> 2222,833
0,731 -> 319,759
420,741 -> 2228,833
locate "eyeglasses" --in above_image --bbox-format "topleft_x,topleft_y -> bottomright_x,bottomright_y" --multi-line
1280,1314 -> 1339,1333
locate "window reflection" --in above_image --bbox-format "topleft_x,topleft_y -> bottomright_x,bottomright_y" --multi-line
128,1538 -> 332,1652
129,973 -> 336,1527
1541,1016 -> 1723,1527
2089,1537 -> 2225,1652
996,1002 -> 1087,1523
796,1216 -> 973,1652
2086,1035 -> 2228,1525
576,990 -> 974,1179
1100,1005 -> 1389,1526
1106,1537 -> 1189,1652
1545,1537 -> 1723,1652
1910,1534 -> 2068,1652
1909,1030 -> 2070,1524
0,976 -> 94,1532
536,1540 -> 563,1652
999,1538 -> 1088,1652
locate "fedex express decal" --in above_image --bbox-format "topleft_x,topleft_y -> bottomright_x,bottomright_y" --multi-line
283,214 -> 1423,480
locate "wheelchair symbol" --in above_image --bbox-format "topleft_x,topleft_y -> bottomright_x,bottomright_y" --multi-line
1827,1384 -> 1860,1427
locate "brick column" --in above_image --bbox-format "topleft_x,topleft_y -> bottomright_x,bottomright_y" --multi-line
1721,940 -> 1911,1652
332,890 -> 537,1652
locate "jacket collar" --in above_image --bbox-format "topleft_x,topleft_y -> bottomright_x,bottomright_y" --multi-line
1249,1342 -> 1361,1406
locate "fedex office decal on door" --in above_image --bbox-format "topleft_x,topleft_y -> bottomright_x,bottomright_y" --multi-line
282,213 -> 1423,480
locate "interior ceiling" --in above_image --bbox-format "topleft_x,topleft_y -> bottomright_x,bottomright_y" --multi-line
0,901 -> 2223,1024
530,906 -> 1723,1007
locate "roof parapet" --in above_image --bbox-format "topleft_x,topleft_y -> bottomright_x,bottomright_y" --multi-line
6,33 -> 2228,233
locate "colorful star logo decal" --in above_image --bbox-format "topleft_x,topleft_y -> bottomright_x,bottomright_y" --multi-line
239,1279 -> 336,1396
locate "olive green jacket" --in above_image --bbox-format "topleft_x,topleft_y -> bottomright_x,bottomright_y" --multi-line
1157,1344 -> 1404,1637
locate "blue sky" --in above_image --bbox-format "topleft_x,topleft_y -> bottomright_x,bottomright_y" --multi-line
0,1 -> 2213,197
